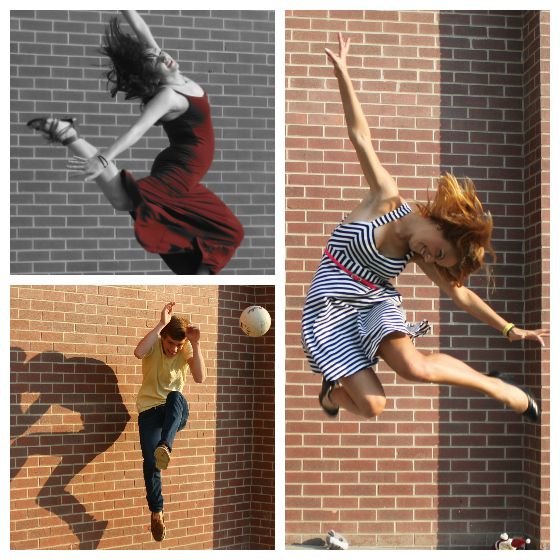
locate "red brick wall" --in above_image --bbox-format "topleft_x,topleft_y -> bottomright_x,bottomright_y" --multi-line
10,284 -> 274,550
217,286 -> 276,548
520,11 -> 550,548
286,10 -> 549,549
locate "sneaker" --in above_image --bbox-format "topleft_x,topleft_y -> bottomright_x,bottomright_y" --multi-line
326,529 -> 349,550
154,444 -> 171,470
150,511 -> 166,542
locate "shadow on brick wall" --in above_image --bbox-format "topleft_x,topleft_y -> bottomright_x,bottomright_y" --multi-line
245,287 -> 275,548
10,347 -> 130,549
437,11 -> 526,549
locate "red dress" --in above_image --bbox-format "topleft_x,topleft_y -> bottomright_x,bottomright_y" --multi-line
121,90 -> 244,274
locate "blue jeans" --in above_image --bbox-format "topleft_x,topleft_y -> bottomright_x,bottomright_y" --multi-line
138,391 -> 189,512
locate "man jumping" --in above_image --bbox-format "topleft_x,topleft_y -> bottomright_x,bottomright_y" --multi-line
134,301 -> 206,541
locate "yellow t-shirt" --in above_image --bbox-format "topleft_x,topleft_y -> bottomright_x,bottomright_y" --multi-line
136,336 -> 193,413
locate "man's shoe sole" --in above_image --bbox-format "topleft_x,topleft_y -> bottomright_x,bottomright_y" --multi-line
154,446 -> 171,470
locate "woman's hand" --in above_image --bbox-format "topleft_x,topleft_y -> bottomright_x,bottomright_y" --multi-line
67,154 -> 110,182
160,302 -> 175,326
508,327 -> 549,347
186,324 -> 201,345
121,10 -> 159,50
325,32 -> 351,72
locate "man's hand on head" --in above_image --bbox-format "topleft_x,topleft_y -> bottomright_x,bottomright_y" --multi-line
160,302 -> 175,326
186,324 -> 200,344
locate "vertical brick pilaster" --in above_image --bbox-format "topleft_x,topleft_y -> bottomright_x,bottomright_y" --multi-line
520,10 -> 550,549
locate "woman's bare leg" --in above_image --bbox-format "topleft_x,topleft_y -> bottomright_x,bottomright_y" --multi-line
328,368 -> 386,418
40,119 -> 133,211
377,333 -> 530,413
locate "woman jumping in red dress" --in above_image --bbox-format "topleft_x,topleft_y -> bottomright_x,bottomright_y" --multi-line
26,11 -> 244,275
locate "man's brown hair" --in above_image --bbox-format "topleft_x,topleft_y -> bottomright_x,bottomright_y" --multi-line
160,315 -> 189,340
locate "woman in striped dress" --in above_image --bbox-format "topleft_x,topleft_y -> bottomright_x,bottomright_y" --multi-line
302,33 -> 548,421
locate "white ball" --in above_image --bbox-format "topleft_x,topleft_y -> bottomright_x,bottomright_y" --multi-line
240,305 -> 271,337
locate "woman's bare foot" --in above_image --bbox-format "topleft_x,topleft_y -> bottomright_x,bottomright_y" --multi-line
27,117 -> 78,145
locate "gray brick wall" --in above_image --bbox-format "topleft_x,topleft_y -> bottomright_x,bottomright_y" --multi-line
11,10 -> 275,275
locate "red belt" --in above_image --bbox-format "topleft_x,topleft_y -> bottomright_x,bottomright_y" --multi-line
324,248 -> 379,290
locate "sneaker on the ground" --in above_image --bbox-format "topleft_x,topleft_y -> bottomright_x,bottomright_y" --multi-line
326,529 -> 349,550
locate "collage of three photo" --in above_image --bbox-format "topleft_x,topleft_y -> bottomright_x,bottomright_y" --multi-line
9,7 -> 551,553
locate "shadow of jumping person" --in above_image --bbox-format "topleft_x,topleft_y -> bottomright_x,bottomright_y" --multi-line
10,347 -> 130,550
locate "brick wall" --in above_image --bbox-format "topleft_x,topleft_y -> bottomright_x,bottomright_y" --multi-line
11,10 -> 275,274
10,284 -> 274,549
216,286 -> 276,548
520,11 -> 550,548
285,10 -> 549,549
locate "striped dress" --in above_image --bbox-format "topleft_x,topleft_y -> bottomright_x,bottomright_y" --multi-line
301,202 -> 429,382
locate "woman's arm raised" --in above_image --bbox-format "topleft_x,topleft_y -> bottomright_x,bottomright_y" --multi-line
120,10 -> 159,50
326,33 -> 397,196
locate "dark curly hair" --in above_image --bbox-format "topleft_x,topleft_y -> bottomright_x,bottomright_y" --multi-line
100,17 -> 161,103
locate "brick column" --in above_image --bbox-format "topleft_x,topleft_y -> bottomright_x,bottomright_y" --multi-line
520,10 -> 550,548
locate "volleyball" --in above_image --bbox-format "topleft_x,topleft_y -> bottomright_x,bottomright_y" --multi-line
240,305 -> 271,337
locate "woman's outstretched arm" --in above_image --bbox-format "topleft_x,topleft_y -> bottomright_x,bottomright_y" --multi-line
121,10 -> 159,50
326,32 -> 396,195
416,258 -> 549,346
102,88 -> 186,160
67,87 -> 188,181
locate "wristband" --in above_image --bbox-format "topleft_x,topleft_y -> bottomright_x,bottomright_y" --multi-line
502,323 -> 515,337
96,153 -> 109,168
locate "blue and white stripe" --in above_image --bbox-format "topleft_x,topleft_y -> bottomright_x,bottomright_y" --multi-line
302,202 -> 429,382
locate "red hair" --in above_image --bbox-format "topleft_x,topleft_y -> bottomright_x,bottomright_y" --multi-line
416,173 -> 495,286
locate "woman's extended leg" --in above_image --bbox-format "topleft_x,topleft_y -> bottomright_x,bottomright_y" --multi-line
328,368 -> 387,418
31,118 -> 133,211
377,333 -> 531,413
